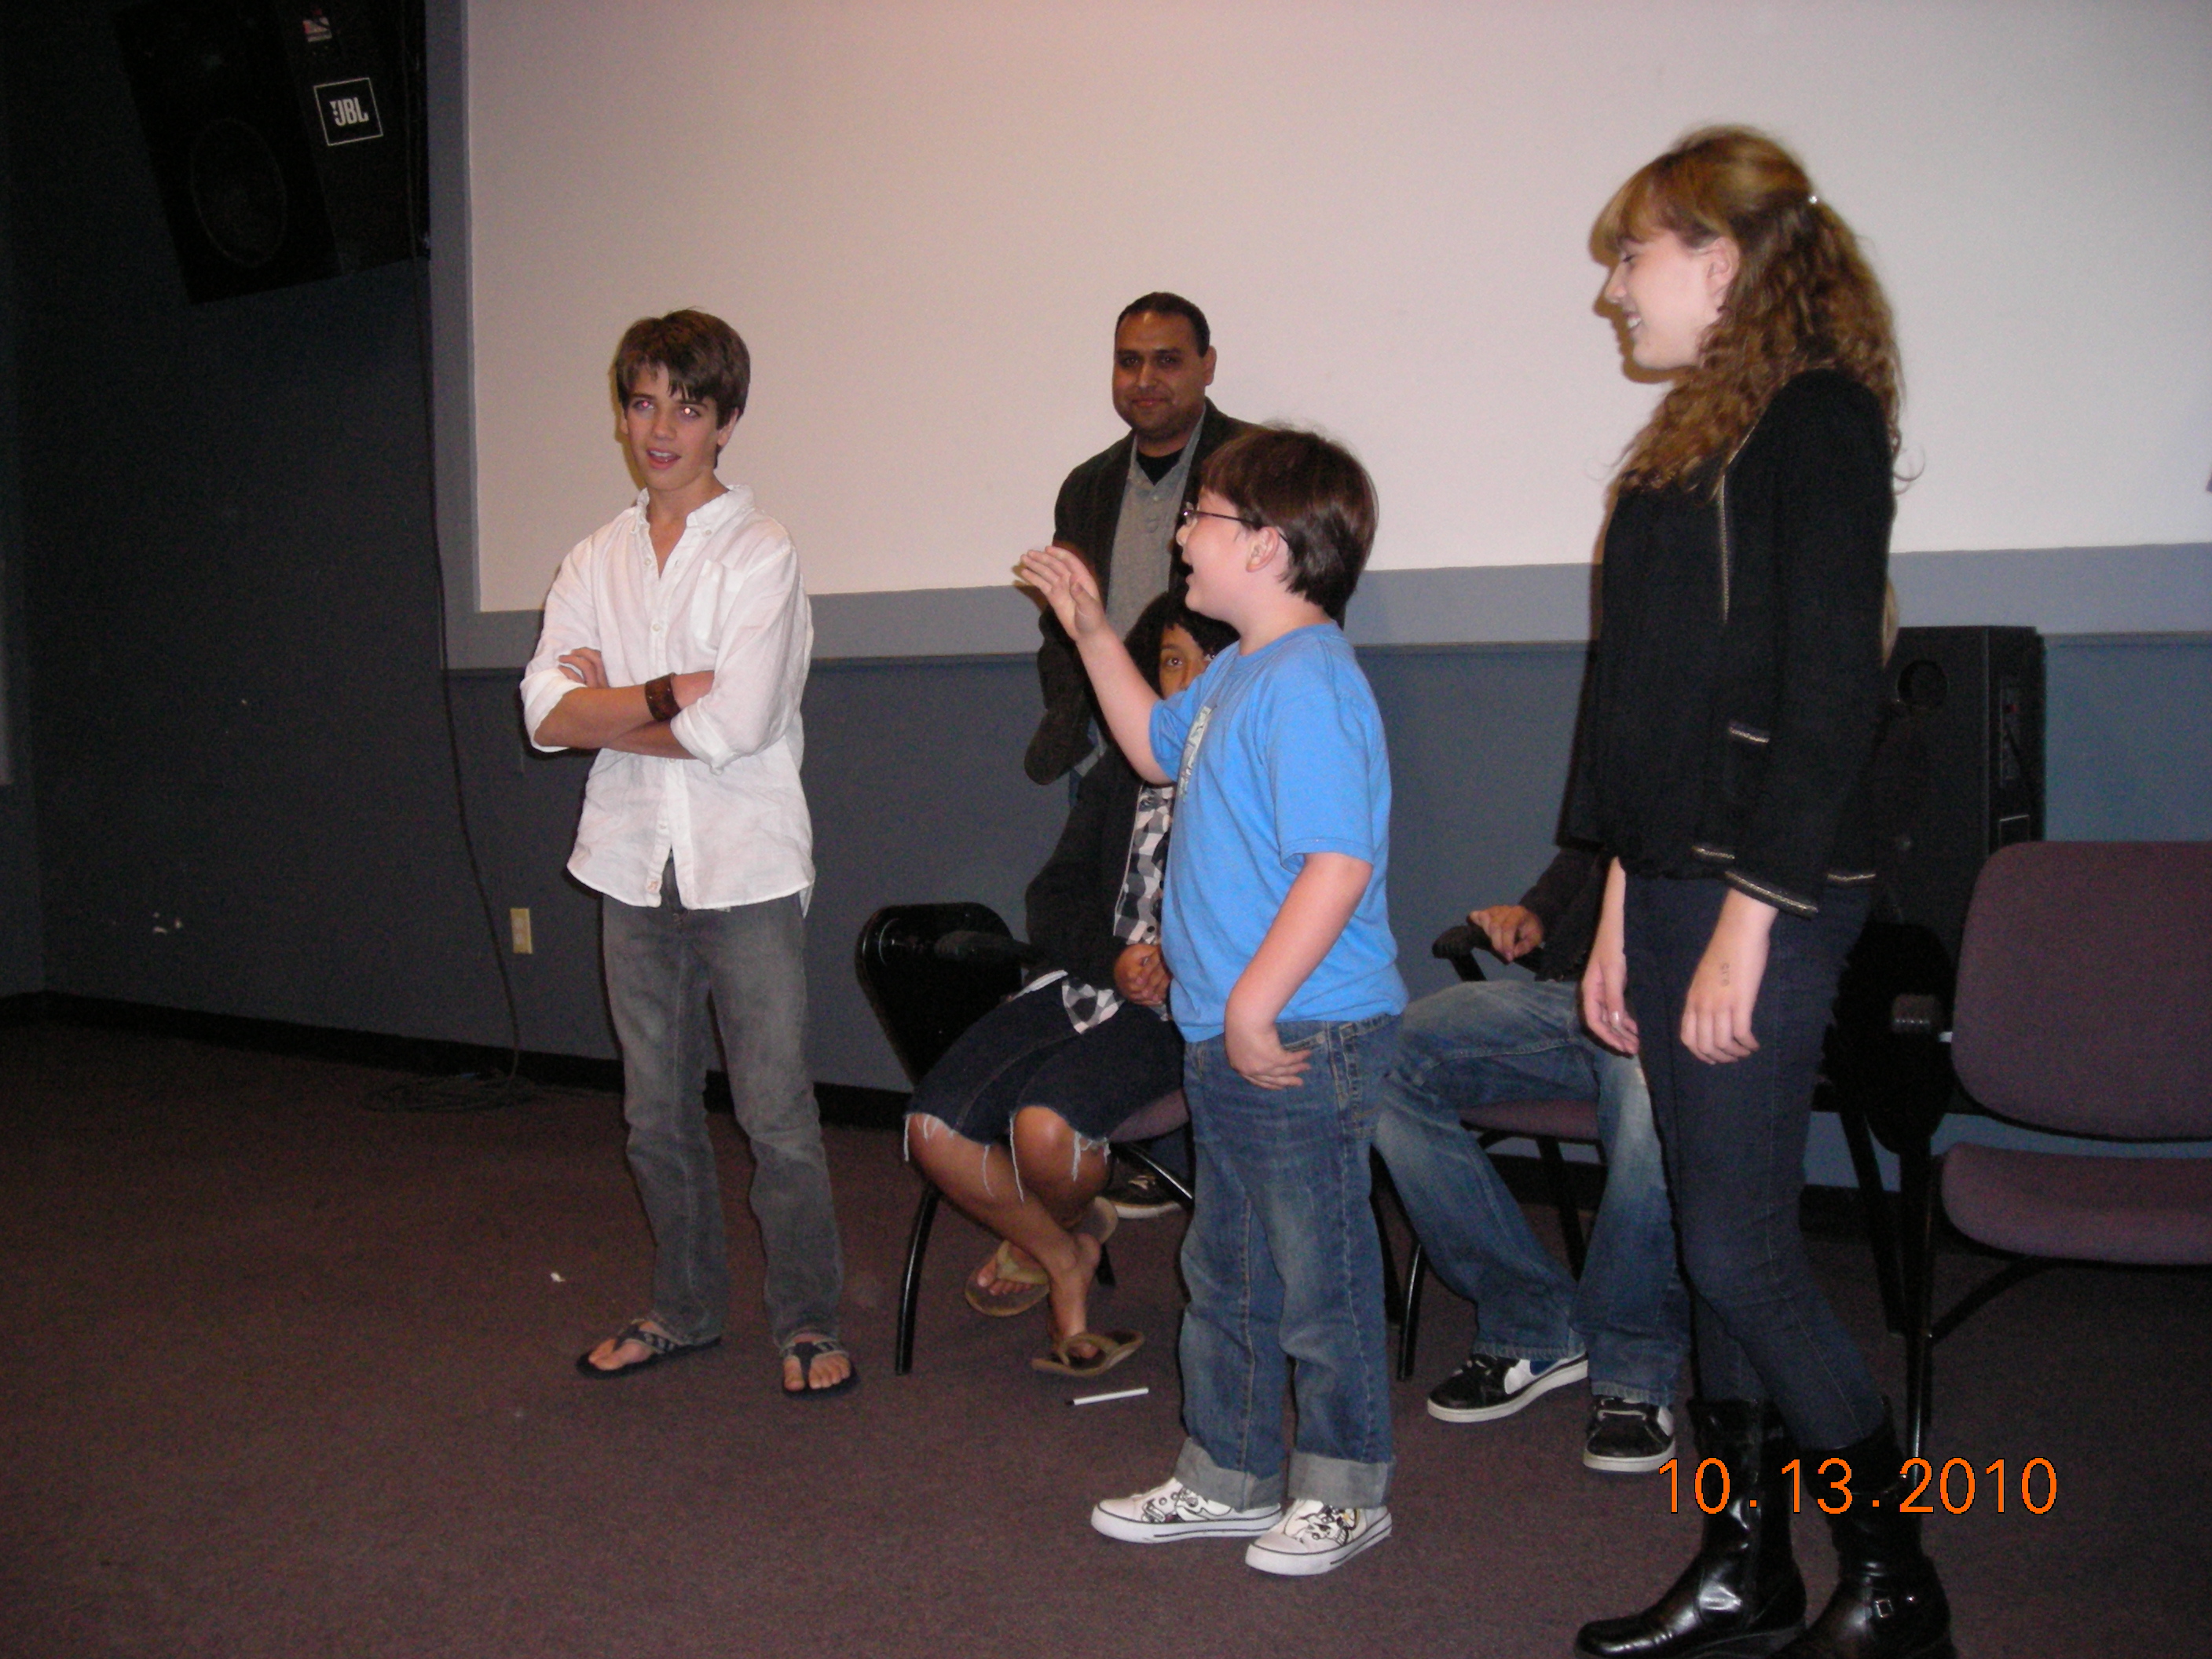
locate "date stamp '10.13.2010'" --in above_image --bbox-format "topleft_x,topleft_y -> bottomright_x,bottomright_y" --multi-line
1663,1456 -> 2056,1517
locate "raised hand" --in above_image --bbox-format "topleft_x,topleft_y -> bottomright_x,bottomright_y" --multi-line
1016,542 -> 1107,639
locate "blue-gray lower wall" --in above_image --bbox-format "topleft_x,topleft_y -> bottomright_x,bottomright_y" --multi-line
444,632 -> 2212,1115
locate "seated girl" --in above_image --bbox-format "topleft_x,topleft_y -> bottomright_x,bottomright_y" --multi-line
904,593 -> 1234,1377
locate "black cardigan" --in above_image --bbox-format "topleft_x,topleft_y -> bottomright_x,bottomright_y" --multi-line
1023,749 -> 1150,994
1566,371 -> 1892,917
1024,401 -> 1248,782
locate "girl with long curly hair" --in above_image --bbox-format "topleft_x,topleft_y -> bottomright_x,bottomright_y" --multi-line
1569,128 -> 1952,1659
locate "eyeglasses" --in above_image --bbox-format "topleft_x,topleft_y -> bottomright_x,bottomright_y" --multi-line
1178,503 -> 1251,531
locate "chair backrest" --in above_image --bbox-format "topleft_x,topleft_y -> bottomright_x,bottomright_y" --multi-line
854,903 -> 1024,1086
1950,841 -> 2212,1138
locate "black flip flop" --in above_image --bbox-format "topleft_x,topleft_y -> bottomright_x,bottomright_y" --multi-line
575,1320 -> 720,1379
781,1336 -> 860,1401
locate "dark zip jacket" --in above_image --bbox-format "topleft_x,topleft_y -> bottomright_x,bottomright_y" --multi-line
1024,749 -> 1152,993
1566,369 -> 1892,917
1025,401 -> 1248,782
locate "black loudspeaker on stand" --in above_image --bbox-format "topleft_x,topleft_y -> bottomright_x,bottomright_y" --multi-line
1867,624 -> 2045,960
1822,625 -> 2045,1342
115,0 -> 423,304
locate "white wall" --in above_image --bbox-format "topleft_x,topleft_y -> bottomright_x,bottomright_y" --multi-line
463,0 -> 2212,611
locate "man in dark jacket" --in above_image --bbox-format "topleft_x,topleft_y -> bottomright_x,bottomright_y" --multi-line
1024,292 -> 1247,784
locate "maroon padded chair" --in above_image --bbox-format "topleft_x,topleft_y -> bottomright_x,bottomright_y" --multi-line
1901,840 -> 2212,1452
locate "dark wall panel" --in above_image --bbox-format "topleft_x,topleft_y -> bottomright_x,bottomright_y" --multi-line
0,35 -> 39,999
7,1 -> 504,1039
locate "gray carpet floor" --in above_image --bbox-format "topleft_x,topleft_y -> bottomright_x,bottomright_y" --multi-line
2,1021 -> 2205,1657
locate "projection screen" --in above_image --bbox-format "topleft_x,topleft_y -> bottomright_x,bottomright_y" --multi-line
457,0 -> 2212,622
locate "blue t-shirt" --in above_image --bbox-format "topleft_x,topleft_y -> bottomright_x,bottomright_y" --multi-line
1148,623 -> 1406,1040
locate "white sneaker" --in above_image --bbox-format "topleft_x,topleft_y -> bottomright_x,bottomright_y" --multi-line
1243,1499 -> 1393,1577
1090,1477 -> 1284,1544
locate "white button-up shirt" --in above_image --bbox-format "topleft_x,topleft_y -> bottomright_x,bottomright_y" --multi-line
520,485 -> 814,910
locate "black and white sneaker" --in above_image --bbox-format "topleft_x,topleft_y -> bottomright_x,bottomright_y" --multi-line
1091,1478 -> 1282,1544
1244,1499 -> 1393,1577
1426,1350 -> 1589,1423
1103,1162 -> 1180,1220
1583,1397 -> 1677,1474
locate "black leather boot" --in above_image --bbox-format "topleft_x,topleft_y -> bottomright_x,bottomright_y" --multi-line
1576,1401 -> 1807,1658
1778,1415 -> 1954,1659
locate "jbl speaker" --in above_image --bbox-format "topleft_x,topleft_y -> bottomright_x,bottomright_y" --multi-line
1826,625 -> 2045,1152
115,0 -> 421,303
1870,624 -> 2045,963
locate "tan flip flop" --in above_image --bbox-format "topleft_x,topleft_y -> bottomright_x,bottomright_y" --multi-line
965,1240 -> 1050,1317
1031,1328 -> 1144,1378
1077,1196 -> 1119,1247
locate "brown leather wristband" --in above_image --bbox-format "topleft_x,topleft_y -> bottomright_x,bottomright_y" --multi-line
643,675 -> 680,724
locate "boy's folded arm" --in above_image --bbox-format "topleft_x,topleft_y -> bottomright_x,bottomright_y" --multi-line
531,683 -> 656,752
668,545 -> 811,771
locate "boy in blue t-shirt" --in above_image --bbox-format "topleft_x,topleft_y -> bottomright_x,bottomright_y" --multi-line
1020,426 -> 1407,1577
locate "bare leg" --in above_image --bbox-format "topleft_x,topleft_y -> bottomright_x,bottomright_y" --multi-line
1010,1107 -> 1115,1345
907,1110 -> 1111,1344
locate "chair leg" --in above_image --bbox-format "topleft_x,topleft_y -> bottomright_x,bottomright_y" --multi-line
1536,1137 -> 1587,1279
895,1180 -> 943,1377
1836,1093 -> 1908,1335
1930,1257 -> 2049,1345
1896,1136 -> 1937,1456
1398,1239 -> 1429,1380
1370,1167 -> 1405,1328
1114,1141 -> 1194,1208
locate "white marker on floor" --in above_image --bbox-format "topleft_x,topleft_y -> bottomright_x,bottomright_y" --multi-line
1071,1386 -> 1149,1408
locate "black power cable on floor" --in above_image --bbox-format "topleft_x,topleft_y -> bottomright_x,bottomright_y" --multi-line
366,0 -> 538,1115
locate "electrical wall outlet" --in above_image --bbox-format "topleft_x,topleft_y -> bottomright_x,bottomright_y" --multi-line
510,908 -> 534,954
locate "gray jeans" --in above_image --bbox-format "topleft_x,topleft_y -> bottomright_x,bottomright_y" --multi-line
601,866 -> 843,1349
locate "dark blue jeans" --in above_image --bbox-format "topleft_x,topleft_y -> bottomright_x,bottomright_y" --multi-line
1624,875 -> 1883,1449
1174,1015 -> 1400,1511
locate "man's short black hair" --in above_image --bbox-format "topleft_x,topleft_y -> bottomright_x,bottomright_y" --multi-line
1200,427 -> 1378,623
1116,291 -> 1211,357
610,309 -> 751,425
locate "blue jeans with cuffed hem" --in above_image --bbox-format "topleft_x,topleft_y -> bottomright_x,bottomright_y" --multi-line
1174,1014 -> 1399,1513
1624,873 -> 1883,1449
1372,977 -> 1689,1406
601,865 -> 844,1351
